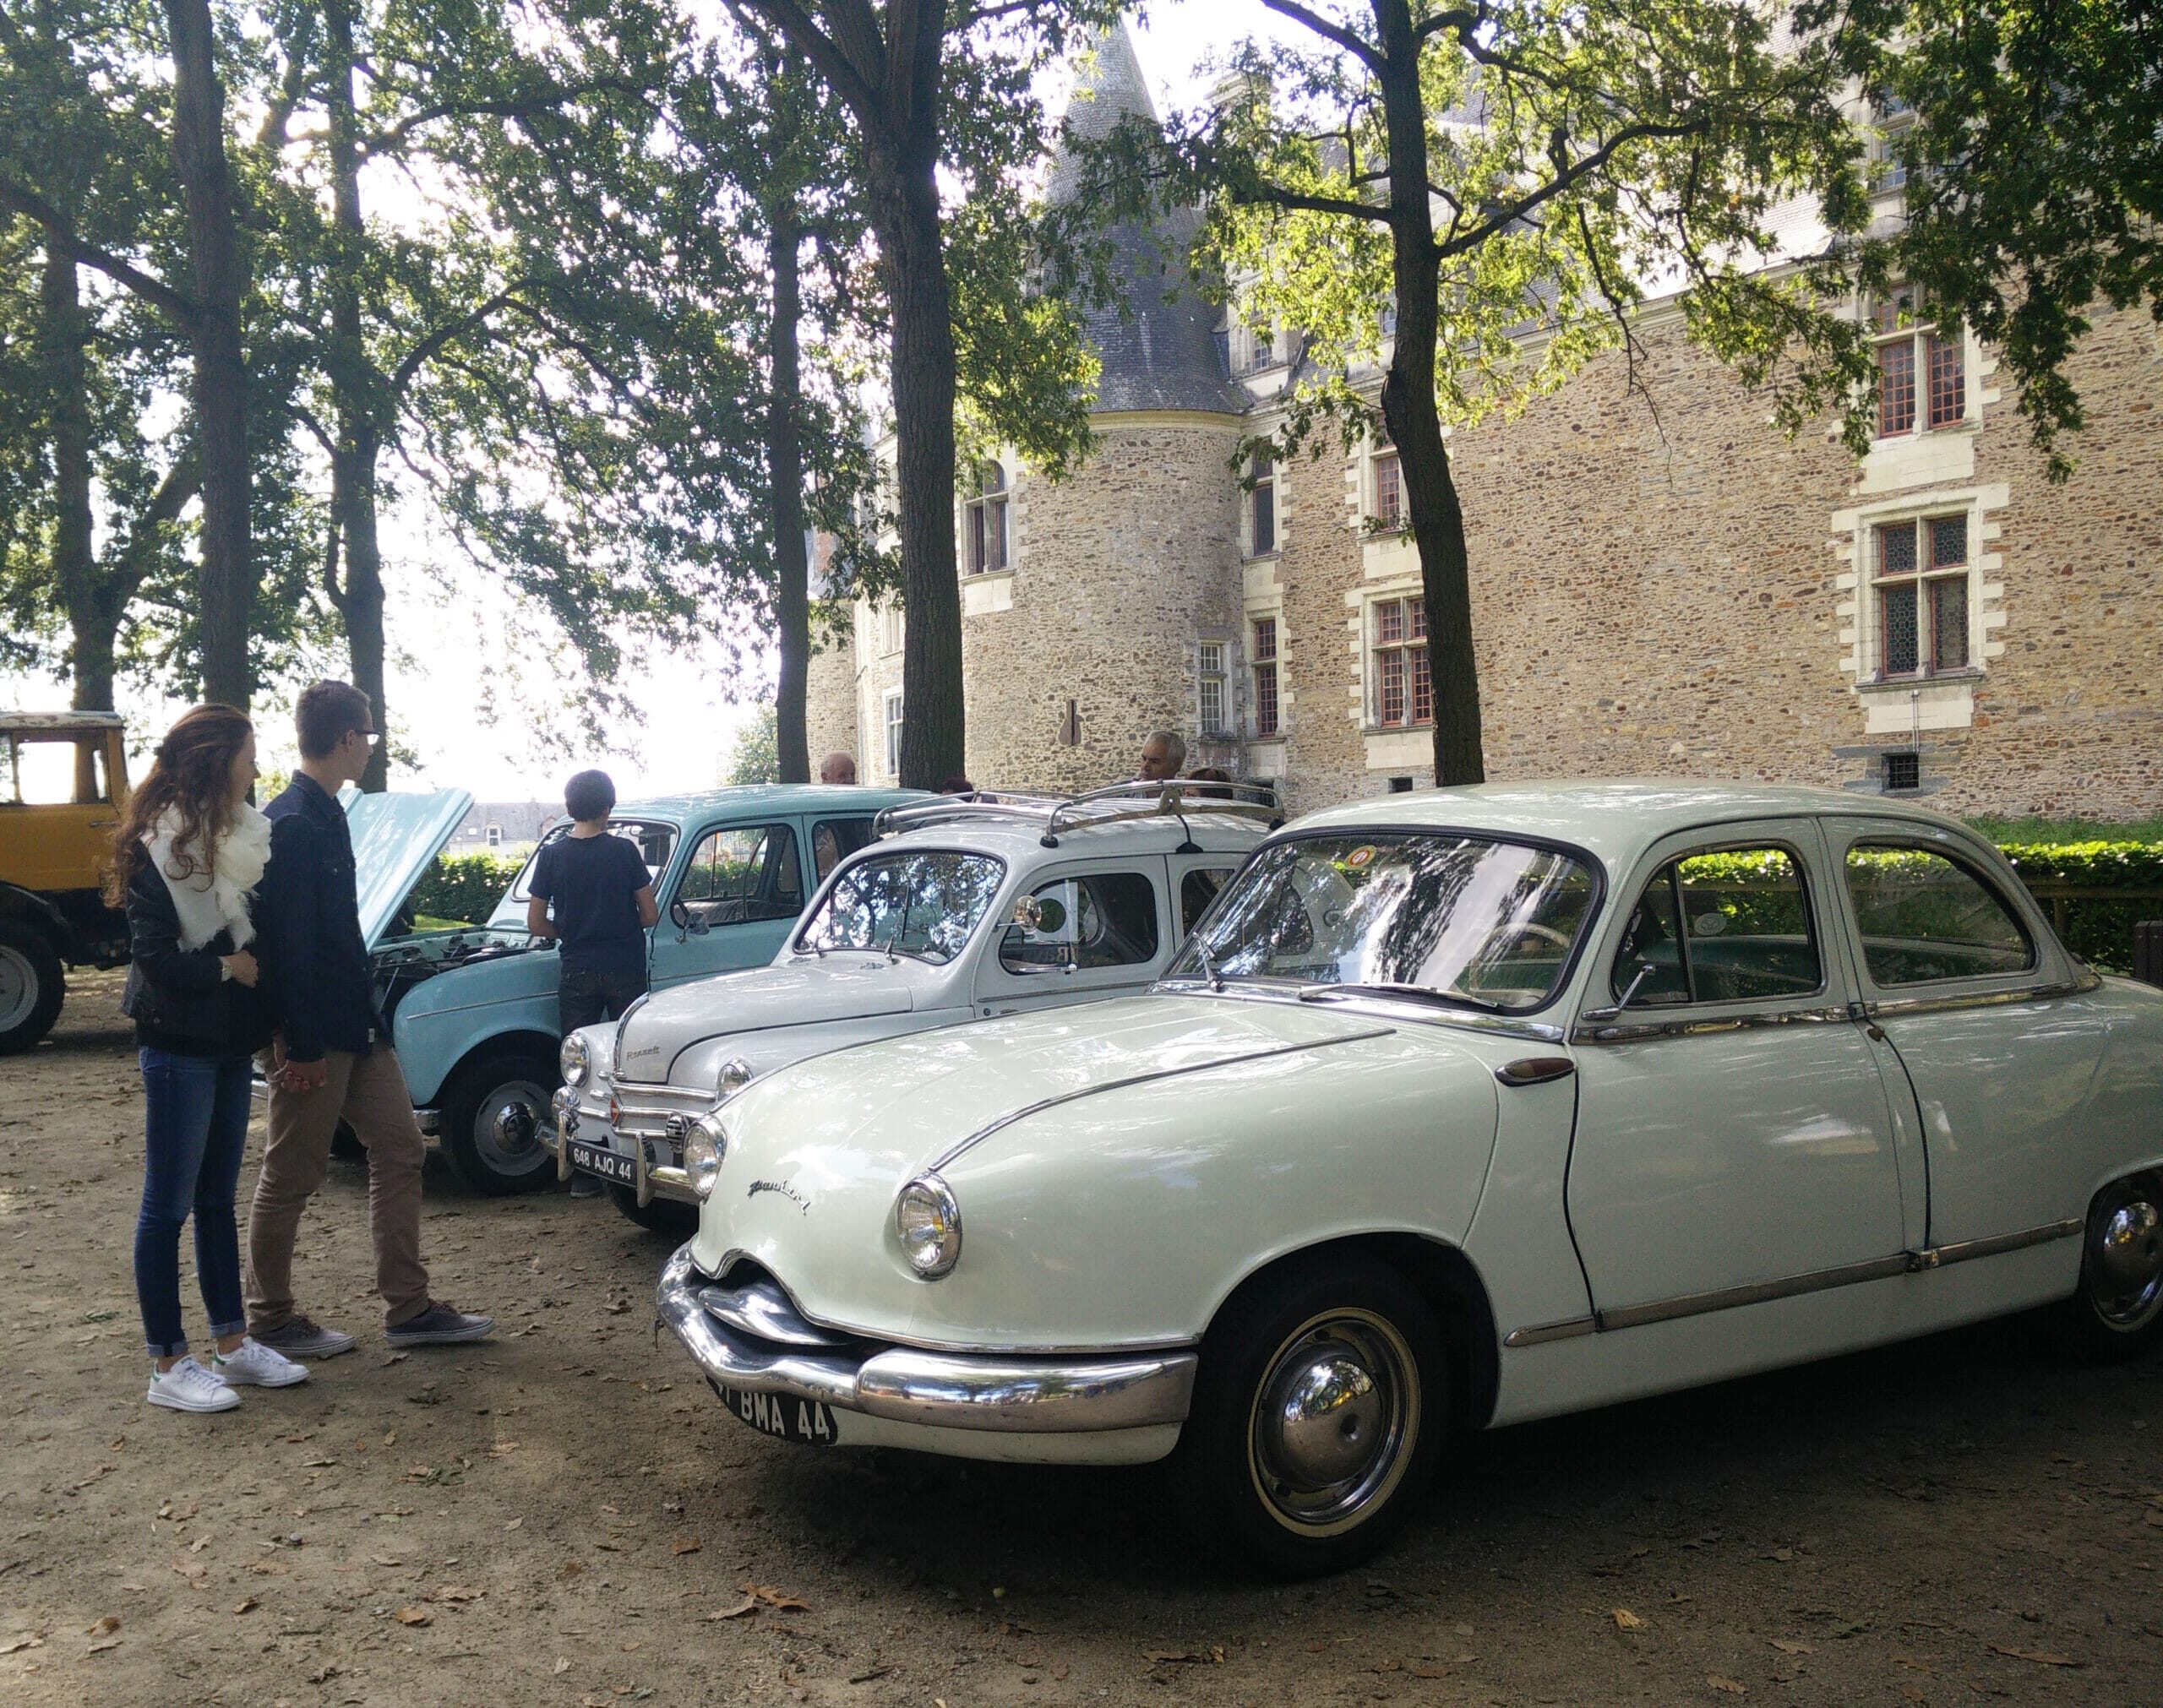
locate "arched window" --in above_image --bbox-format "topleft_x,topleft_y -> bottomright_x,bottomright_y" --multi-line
965,461 -> 1009,574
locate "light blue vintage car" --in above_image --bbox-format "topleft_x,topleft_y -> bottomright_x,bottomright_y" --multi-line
349,783 -> 927,1193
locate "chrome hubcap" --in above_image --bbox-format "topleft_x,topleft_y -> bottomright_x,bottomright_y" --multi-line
2089,1189 -> 2163,1328
0,945 -> 35,1031
473,1080 -> 551,1175
1248,1310 -> 1417,1536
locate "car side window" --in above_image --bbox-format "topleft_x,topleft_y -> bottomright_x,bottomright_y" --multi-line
1180,867 -> 1236,935
676,824 -> 800,927
1844,842 -> 2035,986
812,816 -> 879,883
1612,846 -> 1822,1005
1000,871 -> 1162,974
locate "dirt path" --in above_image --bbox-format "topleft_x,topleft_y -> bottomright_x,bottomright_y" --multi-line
3,974 -> 2158,1706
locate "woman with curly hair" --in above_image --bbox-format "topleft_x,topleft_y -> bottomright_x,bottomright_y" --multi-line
108,704 -> 308,1412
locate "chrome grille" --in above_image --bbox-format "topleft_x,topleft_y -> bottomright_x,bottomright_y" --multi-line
607,1080 -> 714,1140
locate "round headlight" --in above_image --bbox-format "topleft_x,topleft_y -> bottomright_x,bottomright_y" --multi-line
893,1175 -> 962,1279
559,1031 -> 591,1087
684,1113 -> 728,1201
716,1058 -> 754,1100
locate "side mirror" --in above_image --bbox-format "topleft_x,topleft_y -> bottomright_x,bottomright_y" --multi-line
669,900 -> 709,938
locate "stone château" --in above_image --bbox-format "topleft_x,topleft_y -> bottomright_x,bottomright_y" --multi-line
806,24 -> 2162,819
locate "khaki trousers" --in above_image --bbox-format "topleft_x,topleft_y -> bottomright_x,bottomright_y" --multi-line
245,1047 -> 431,1333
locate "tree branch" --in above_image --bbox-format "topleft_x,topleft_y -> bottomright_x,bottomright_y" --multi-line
389,283 -> 531,398
1261,0 -> 1384,73
1434,118 -> 1706,260
728,0 -> 884,125
0,176 -> 200,328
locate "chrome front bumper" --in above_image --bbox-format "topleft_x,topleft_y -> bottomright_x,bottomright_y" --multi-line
547,1085 -> 697,1205
654,1246 -> 1197,1436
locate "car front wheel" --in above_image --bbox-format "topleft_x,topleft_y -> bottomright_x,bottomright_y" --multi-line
0,920 -> 65,1054
1172,1254 -> 1444,1580
2062,1172 -> 2163,1361
607,1184 -> 699,1237
436,1051 -> 560,1195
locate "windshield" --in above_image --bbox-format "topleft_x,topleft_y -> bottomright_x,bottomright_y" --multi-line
1166,833 -> 1596,1012
506,819 -> 679,905
795,850 -> 1005,965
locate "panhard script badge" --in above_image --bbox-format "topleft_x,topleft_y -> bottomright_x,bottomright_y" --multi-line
747,1178 -> 810,1214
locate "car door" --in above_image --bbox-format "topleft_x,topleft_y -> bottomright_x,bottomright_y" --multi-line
1170,854 -> 1243,946
1565,821 -> 1914,1328
973,859 -> 1172,1019
1827,820 -> 2107,1251
648,819 -> 807,990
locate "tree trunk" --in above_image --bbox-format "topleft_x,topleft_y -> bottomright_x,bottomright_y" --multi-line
1373,0 -> 1484,786
38,244 -> 109,721
870,147 -> 966,789
768,200 -> 812,786
163,0 -> 252,710
322,0 -> 391,791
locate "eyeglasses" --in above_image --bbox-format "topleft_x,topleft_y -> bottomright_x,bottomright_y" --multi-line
347,728 -> 382,747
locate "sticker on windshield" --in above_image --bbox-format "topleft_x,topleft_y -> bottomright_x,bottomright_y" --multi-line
1343,846 -> 1376,869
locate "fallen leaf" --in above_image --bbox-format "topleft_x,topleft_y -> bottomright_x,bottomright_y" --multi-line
393,1607 -> 433,1628
432,1586 -> 483,1603
1412,1666 -> 1450,1680
553,1658 -> 572,1675
703,1596 -> 758,1621
87,1638 -> 122,1655
847,1664 -> 894,1684
604,1299 -> 629,1314
1708,1676 -> 1747,1695
231,1599 -> 257,1615
85,1617 -> 119,1638
1769,1640 -> 1813,1656
504,1518 -> 523,1531
71,1465 -> 115,1491
1990,1645 -> 2079,1667
669,1538 -> 702,1557
1,1636 -> 44,1656
741,1583 -> 808,1612
1613,1609 -> 1647,1631
487,1442 -> 519,1458
302,1458 -> 336,1469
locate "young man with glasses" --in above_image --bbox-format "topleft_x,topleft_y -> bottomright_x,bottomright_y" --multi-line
245,681 -> 493,1357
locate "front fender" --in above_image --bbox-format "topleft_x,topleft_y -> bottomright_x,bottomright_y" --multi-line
390,949 -> 563,1105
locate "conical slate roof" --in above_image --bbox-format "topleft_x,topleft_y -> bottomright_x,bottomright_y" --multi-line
1049,23 -> 1245,416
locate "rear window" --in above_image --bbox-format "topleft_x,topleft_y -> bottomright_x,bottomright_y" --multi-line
1844,843 -> 2035,985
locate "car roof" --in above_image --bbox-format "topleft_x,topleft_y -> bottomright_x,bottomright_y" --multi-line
879,810 -> 1268,863
611,785 -> 931,823
1287,779 -> 1984,871
1,709 -> 124,732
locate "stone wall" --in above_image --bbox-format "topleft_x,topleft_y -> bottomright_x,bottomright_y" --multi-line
804,305 -> 2161,821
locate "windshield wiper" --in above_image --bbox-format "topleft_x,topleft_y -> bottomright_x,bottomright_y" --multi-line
1294,981 -> 1512,1014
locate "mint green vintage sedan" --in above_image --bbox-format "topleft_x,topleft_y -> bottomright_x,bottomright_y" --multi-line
656,783 -> 2163,1576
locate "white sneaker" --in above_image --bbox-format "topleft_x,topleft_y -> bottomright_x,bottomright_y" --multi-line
147,1356 -> 240,1413
213,1337 -> 310,1388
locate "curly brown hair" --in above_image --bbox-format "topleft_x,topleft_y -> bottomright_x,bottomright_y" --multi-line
104,704 -> 254,906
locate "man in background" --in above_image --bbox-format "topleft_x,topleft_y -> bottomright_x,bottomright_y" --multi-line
818,752 -> 857,786
1136,730 -> 1186,782
247,682 -> 493,1356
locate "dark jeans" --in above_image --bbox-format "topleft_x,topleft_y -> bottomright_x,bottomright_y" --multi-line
558,965 -> 649,1036
134,1048 -> 253,1358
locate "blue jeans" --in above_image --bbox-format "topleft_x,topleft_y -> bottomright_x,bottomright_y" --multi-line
134,1048 -> 253,1358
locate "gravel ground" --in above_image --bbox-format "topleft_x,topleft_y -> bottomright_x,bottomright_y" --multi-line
3,971 -> 2159,1707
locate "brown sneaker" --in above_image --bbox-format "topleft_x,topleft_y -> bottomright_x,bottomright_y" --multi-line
384,1302 -> 495,1348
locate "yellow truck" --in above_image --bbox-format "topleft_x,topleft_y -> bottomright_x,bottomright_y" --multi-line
0,710 -> 133,1051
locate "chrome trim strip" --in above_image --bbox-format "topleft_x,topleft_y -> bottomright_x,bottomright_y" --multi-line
1908,1217 -> 2083,1270
1599,1253 -> 1915,1331
929,1028 -> 1396,1172
700,1277 -> 860,1349
1501,1316 -> 1595,1347
1865,976 -> 2099,1020
1572,1004 -> 1853,1046
656,1248 -> 1196,1433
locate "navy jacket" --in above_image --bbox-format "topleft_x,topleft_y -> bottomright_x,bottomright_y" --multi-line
258,773 -> 384,1062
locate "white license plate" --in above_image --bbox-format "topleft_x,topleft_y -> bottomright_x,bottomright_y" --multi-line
567,1140 -> 635,1186
716,1384 -> 840,1446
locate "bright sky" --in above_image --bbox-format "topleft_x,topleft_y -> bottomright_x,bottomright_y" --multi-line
4,5 -> 1303,804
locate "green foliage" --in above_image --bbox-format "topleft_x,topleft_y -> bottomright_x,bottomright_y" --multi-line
408,850 -> 524,928
1998,841 -> 2163,972
720,703 -> 779,788
1801,0 -> 2163,478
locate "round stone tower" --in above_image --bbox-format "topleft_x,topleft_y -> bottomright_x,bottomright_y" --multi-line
956,23 -> 1250,793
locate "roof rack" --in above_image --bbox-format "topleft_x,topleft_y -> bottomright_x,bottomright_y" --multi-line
1,709 -> 124,732
873,781 -> 1281,847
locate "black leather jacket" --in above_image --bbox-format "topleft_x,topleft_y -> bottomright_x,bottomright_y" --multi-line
120,860 -> 274,1057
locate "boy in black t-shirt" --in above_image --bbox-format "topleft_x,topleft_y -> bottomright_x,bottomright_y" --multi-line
526,772 -> 660,1187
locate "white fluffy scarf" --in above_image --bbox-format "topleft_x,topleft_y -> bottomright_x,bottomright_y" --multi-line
144,802 -> 273,951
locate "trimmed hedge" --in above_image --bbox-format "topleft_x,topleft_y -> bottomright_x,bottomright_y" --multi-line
1999,841 -> 2163,974
408,851 -> 525,928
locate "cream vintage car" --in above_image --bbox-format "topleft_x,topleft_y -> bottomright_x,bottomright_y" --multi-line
655,782 -> 2163,1576
548,786 -> 1269,1230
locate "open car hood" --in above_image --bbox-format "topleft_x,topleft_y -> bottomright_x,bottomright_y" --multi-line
343,786 -> 474,949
